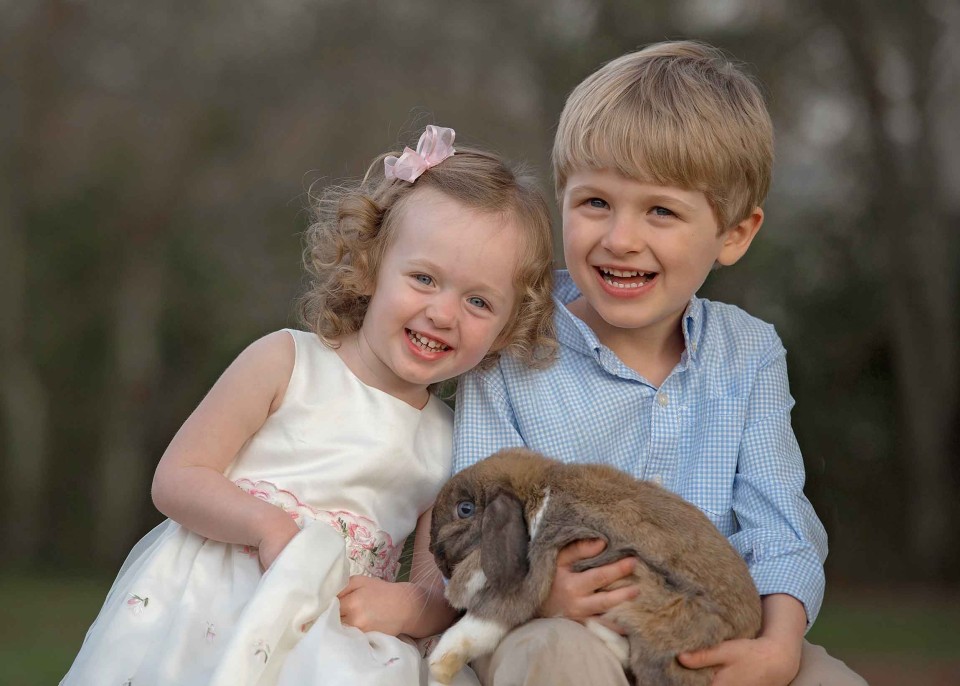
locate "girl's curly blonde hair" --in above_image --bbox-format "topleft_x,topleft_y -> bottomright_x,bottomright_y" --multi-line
298,142 -> 557,370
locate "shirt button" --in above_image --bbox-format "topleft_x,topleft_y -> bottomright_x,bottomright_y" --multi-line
657,392 -> 669,407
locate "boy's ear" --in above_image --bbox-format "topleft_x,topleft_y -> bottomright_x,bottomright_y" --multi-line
716,207 -> 764,267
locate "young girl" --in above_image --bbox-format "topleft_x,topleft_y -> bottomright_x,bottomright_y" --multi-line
62,125 -> 556,686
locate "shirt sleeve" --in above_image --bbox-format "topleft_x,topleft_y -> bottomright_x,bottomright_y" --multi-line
728,345 -> 828,629
452,365 -> 526,474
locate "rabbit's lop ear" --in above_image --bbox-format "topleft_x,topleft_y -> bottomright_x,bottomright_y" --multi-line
480,486 -> 529,587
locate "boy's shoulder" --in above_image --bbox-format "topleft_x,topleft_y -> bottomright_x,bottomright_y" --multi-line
695,297 -> 785,366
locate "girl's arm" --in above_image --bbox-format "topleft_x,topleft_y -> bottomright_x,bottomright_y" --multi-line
151,330 -> 300,569
338,507 -> 459,638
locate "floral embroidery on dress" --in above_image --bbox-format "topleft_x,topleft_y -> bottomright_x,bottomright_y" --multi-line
205,622 -> 217,642
234,478 -> 402,580
126,594 -> 149,615
329,510 -> 402,581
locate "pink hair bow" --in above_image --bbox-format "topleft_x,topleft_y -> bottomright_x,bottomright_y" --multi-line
384,125 -> 456,182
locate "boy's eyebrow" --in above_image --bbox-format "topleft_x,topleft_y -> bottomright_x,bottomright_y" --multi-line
567,183 -> 698,212
647,194 -> 697,212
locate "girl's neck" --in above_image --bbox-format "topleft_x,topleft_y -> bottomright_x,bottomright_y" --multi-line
334,332 -> 430,410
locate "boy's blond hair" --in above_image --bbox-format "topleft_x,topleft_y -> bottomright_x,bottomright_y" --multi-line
553,40 -> 773,231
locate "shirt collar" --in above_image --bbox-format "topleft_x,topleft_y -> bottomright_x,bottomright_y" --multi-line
553,270 -> 703,364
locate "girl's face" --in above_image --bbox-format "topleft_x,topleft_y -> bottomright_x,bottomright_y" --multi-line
353,187 -> 522,407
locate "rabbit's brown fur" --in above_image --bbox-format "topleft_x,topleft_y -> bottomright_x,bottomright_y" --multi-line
428,448 -> 761,685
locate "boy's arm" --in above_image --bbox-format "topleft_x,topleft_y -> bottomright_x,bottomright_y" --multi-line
452,366 -> 526,472
730,346 -> 827,627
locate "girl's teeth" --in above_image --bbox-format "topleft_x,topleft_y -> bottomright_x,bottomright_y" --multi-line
408,331 -> 449,351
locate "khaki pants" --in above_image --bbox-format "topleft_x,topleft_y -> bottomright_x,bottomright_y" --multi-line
472,618 -> 867,686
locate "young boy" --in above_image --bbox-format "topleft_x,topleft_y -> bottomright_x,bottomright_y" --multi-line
453,41 -> 866,686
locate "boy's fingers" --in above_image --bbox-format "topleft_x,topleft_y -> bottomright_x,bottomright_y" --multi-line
678,643 -> 726,669
579,582 -> 640,617
581,556 -> 636,591
557,538 -> 606,566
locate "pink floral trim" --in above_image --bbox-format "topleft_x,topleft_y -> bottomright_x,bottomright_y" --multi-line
329,510 -> 403,581
235,478 -> 317,528
235,478 -> 401,580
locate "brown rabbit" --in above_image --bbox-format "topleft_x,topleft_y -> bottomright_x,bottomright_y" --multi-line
428,448 -> 761,685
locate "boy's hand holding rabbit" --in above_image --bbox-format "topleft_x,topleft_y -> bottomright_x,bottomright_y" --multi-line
540,539 -> 638,629
678,593 -> 805,686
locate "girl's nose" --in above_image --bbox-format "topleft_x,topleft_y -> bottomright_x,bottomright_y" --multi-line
600,215 -> 644,256
426,296 -> 456,328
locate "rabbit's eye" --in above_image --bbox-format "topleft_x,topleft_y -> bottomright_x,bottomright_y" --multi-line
456,500 -> 476,519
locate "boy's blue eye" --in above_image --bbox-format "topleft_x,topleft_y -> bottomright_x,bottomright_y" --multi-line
466,296 -> 488,309
652,206 -> 675,217
587,198 -> 609,209
415,274 -> 433,285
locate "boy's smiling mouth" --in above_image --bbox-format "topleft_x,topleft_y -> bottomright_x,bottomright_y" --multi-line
596,266 -> 658,289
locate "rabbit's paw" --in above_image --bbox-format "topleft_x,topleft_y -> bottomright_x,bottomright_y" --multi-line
429,648 -> 467,685
429,614 -> 509,684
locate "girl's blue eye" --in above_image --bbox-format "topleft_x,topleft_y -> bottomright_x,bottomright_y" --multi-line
652,206 -> 675,217
467,296 -> 488,309
587,198 -> 608,209
415,274 -> 433,285
456,501 -> 476,518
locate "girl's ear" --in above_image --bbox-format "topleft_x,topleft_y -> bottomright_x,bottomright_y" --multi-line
716,207 -> 763,267
481,486 -> 529,586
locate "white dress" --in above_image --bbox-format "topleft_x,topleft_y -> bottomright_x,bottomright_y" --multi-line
62,329 -> 479,686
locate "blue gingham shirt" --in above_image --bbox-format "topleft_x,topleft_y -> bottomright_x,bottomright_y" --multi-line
453,270 -> 828,626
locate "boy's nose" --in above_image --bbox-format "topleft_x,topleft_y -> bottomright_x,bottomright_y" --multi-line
600,216 -> 644,256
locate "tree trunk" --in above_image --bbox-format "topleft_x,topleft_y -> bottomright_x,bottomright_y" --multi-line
821,0 -> 959,578
93,243 -> 166,562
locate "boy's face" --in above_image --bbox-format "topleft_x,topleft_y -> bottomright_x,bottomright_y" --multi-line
561,168 -> 759,345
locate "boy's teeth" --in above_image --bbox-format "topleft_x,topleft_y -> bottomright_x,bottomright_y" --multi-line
599,267 -> 654,289
408,330 -> 449,351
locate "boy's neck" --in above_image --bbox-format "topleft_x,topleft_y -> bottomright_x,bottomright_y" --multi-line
567,297 -> 686,388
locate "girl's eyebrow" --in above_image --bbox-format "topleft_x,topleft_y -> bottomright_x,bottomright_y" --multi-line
408,258 -> 511,303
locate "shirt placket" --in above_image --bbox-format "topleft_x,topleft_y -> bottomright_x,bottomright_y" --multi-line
643,376 -> 680,488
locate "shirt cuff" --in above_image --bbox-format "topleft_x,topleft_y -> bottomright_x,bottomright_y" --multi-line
748,546 -> 826,630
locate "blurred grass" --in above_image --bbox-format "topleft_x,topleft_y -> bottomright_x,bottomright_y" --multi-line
3,572 -> 958,685
807,589 -> 960,659
0,572 -> 114,685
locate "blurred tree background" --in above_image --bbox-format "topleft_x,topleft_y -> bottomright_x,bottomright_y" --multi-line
2,0 -> 959,681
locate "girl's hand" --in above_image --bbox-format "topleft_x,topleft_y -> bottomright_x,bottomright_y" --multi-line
677,634 -> 802,686
256,516 -> 301,571
338,576 -> 417,635
541,538 -> 639,624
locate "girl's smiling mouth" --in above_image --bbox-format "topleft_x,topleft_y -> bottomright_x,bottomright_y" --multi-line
406,328 -> 451,353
